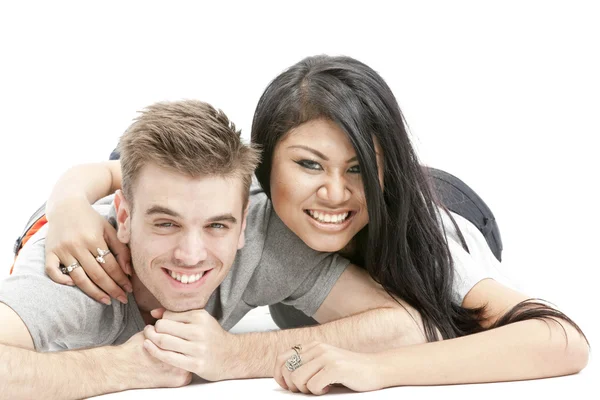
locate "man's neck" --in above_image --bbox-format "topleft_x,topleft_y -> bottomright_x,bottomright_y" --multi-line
130,272 -> 160,325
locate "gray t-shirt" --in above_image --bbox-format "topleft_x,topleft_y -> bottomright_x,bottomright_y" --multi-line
0,186 -> 350,352
0,182 -> 509,352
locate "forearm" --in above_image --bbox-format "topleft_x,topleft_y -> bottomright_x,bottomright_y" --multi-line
229,307 -> 424,379
377,318 -> 590,387
46,162 -> 119,218
0,343 -> 135,400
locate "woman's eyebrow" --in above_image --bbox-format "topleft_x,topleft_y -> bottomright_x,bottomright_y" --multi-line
288,145 -> 328,160
289,145 -> 360,163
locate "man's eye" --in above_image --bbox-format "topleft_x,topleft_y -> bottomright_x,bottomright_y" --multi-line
209,223 -> 226,229
295,160 -> 323,170
155,222 -> 175,228
348,165 -> 361,174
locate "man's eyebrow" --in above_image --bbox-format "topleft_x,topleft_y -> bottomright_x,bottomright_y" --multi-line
207,214 -> 237,224
146,205 -> 182,218
146,207 -> 238,224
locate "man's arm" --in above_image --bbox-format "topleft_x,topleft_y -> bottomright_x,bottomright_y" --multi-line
228,264 -> 427,379
0,303 -> 190,400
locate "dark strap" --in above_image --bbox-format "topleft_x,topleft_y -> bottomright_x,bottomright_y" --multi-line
426,167 -> 503,262
13,202 -> 46,255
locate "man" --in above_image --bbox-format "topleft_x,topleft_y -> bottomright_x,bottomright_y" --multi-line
0,100 -> 414,399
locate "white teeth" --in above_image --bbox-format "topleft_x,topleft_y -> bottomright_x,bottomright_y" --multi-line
308,210 -> 350,224
168,270 -> 204,284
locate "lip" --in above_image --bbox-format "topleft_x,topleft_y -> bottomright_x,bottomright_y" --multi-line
162,268 -> 212,289
304,210 -> 355,232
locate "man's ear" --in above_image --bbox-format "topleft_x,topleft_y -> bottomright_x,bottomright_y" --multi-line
237,200 -> 250,250
114,190 -> 132,244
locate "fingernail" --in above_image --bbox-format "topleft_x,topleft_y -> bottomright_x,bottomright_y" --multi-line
124,284 -> 133,293
101,297 -> 111,305
118,295 -> 128,304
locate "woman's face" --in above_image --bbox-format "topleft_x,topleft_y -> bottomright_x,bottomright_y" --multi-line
270,119 -> 383,252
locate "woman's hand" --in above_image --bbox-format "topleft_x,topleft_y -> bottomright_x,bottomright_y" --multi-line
44,198 -> 132,304
274,341 -> 386,395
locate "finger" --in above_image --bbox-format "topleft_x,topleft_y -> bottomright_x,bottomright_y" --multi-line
75,248 -> 128,304
281,365 -> 300,393
102,219 -> 133,277
65,257 -> 112,305
307,367 -> 336,395
278,349 -> 301,393
290,358 -> 326,395
151,308 -> 166,319
154,318 -> 196,341
144,325 -> 192,355
44,252 -> 74,286
143,339 -> 195,372
92,242 -> 133,294
273,351 -> 290,390
161,309 -> 207,324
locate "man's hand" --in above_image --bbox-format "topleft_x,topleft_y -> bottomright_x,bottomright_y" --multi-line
121,331 -> 192,388
142,308 -> 238,381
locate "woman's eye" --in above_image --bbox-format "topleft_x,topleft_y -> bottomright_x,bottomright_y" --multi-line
348,165 -> 361,174
295,160 -> 323,171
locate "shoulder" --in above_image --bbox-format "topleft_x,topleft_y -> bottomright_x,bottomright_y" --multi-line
1,234 -> 129,351
438,207 -> 513,303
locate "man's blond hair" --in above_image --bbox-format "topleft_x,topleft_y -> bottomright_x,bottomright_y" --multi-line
118,100 -> 260,208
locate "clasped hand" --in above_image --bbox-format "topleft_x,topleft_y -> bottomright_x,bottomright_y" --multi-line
143,308 -> 236,382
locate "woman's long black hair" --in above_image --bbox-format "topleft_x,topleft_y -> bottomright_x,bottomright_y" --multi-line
251,55 -> 587,342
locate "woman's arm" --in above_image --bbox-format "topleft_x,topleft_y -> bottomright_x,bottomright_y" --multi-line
42,161 -> 132,303
45,160 -> 123,217
278,279 -> 590,394
378,279 -> 589,385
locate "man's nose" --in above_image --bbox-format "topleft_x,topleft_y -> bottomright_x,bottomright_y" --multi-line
174,232 -> 208,266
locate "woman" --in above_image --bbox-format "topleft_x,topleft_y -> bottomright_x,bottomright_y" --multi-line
24,55 -> 588,393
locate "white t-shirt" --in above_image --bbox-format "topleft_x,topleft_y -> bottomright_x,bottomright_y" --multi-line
441,209 -> 513,304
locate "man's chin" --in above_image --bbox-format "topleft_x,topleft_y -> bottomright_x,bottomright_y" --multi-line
160,299 -> 208,312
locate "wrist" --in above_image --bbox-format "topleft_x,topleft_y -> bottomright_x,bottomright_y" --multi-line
221,332 -> 275,380
109,344 -> 142,390
371,348 -> 402,390
220,332 -> 247,380
46,194 -> 91,220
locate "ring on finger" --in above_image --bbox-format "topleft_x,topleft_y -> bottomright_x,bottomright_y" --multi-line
95,247 -> 112,264
60,261 -> 81,274
285,344 -> 303,371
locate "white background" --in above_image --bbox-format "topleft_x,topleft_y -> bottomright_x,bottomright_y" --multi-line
1,0 -> 598,383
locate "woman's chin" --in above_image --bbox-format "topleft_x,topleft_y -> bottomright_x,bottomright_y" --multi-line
302,236 -> 349,253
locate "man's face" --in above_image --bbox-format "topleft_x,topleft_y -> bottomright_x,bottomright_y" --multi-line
116,163 -> 247,312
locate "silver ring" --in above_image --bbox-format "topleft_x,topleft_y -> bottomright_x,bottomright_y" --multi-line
285,345 -> 303,371
60,262 -> 81,274
95,247 -> 111,264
